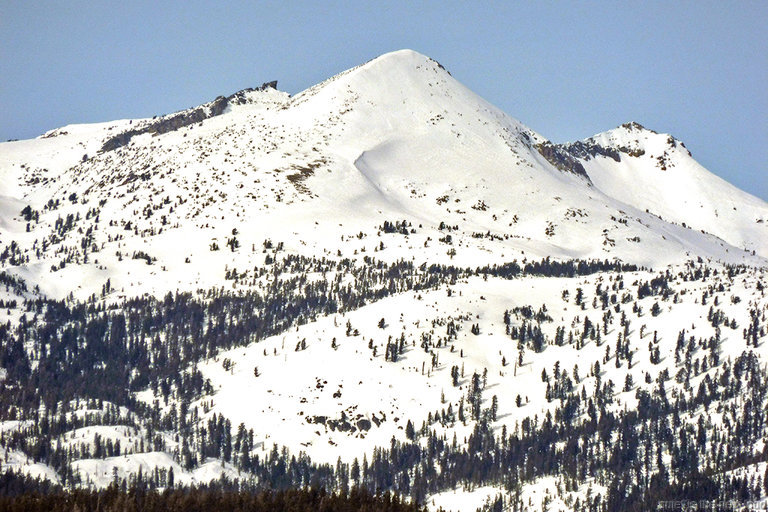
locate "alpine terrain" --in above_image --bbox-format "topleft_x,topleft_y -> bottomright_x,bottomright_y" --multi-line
0,50 -> 767,511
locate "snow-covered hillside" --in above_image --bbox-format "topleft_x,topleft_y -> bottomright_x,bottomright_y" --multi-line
0,50 -> 765,301
562,121 -> 768,257
1,50 -> 767,511
195,268 -> 766,466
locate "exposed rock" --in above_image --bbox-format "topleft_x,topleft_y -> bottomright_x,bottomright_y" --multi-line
560,140 -> 621,162
535,141 -> 589,179
99,98 -> 225,153
98,84 -> 277,153
621,121 -> 656,133
306,415 -> 327,425
260,80 -> 278,90
428,58 -> 451,76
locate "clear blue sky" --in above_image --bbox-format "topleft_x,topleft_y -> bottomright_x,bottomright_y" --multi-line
2,1 -> 766,199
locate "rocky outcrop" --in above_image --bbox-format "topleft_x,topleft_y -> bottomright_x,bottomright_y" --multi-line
99,84 -> 277,153
560,140 -> 622,162
535,141 -> 590,179
260,80 -> 278,90
559,122 -> 658,163
99,97 -> 225,153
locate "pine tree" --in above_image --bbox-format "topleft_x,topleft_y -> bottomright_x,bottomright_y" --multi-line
405,420 -> 415,441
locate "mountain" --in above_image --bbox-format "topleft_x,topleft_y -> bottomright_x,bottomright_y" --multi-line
560,121 -> 767,256
0,50 -> 767,511
0,49 -> 765,301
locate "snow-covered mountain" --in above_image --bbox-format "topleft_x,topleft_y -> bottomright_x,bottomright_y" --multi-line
0,49 -> 765,301
561,121 -> 767,256
1,50 -> 767,511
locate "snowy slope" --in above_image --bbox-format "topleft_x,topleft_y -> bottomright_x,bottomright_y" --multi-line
0,50 -> 766,301
562,122 -> 768,257
195,267 -> 765,461
1,50 -> 767,511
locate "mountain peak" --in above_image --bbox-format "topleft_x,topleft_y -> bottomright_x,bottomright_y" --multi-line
1,49 -> 768,508
368,48 -> 428,62
596,122 -> 691,158
333,48 -> 453,90
562,121 -> 691,165
618,121 -> 653,133
362,49 -> 448,74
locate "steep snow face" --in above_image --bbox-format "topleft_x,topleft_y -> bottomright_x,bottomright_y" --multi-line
0,50 -> 766,300
286,49 -> 586,205
287,50 -> 542,151
566,123 -> 768,258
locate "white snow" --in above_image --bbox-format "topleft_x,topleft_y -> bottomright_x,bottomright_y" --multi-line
0,49 -> 764,301
187,267 -> 767,465
0,446 -> 61,484
575,123 -> 768,257
71,452 -> 241,489
0,49 -> 767,495
428,485 -> 505,512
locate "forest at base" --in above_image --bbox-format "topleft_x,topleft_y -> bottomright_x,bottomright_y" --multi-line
0,470 -> 432,512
